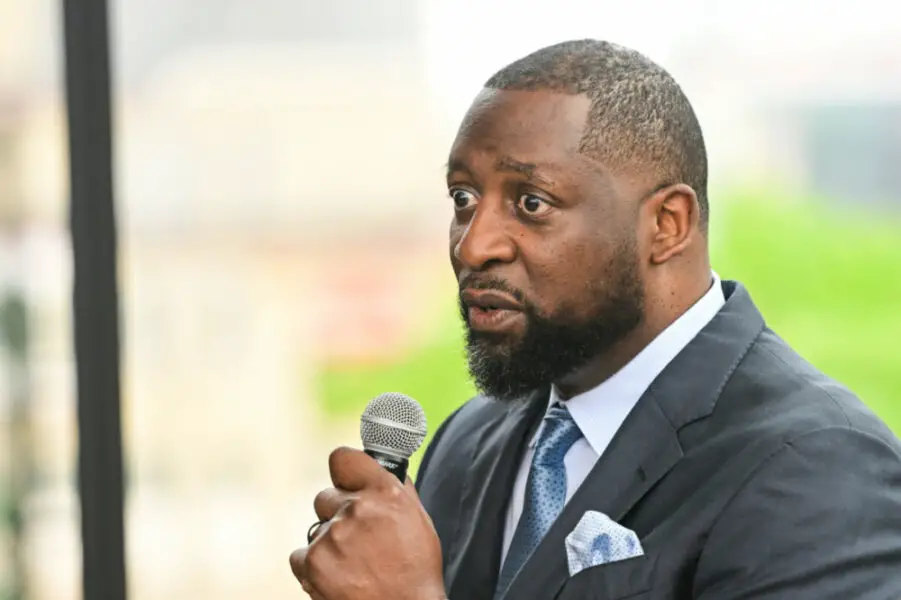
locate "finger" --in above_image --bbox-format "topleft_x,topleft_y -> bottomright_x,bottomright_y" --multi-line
292,541 -> 331,600
303,580 -> 327,600
307,518 -> 329,543
290,545 -> 330,600
313,487 -> 356,521
300,579 -> 317,597
328,446 -> 395,492
289,546 -> 309,584
301,576 -> 327,600
404,475 -> 420,497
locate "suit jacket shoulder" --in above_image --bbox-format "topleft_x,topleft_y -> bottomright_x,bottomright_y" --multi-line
681,328 -> 901,598
702,325 -> 898,453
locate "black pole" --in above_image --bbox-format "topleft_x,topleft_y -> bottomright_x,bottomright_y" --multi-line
61,0 -> 128,598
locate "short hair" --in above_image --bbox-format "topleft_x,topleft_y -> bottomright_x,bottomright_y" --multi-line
485,39 -> 709,226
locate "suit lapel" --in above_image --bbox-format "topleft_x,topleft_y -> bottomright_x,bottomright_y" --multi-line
446,388 -> 547,600
500,391 -> 682,600
501,281 -> 766,600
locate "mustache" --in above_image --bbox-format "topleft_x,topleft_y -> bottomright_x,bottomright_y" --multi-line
458,275 -> 526,305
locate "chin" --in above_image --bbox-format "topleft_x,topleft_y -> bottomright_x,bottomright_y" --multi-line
467,330 -> 523,356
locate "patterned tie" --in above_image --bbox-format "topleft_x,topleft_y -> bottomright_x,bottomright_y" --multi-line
495,403 -> 583,599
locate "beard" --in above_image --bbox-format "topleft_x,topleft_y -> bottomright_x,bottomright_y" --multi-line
460,242 -> 644,402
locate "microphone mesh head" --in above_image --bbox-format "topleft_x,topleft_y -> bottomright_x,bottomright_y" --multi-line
360,392 -> 428,459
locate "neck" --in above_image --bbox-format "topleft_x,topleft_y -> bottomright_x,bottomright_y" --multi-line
554,269 -> 713,400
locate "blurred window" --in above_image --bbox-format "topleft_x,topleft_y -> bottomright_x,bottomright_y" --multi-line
801,103 -> 901,209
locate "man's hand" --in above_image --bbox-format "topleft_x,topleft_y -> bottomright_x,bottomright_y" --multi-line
289,447 -> 447,600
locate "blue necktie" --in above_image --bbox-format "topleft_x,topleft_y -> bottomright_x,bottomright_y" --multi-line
495,403 -> 583,598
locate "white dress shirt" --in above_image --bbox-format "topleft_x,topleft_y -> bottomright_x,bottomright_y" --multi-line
500,274 -> 726,563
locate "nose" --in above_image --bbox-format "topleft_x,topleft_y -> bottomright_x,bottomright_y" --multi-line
453,201 -> 516,271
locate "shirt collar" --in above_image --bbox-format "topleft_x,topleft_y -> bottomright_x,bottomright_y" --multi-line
531,272 -> 726,454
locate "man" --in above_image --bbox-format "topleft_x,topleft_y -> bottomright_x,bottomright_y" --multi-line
290,40 -> 901,599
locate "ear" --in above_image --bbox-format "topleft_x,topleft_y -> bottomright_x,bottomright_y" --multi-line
644,183 -> 700,265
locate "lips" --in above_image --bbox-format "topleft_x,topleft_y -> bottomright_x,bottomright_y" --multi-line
460,289 -> 525,333
460,289 -> 524,312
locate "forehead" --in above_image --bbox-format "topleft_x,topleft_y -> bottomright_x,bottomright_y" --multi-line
449,89 -> 593,173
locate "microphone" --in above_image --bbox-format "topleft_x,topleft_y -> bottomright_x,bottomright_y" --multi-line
307,392 -> 429,544
360,392 -> 428,482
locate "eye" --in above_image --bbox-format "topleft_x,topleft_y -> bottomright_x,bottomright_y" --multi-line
517,193 -> 552,217
449,188 -> 477,210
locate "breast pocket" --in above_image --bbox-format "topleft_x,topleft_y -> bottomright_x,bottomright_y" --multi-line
554,554 -> 655,600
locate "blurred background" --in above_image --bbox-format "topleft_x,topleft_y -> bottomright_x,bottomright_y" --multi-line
0,0 -> 899,598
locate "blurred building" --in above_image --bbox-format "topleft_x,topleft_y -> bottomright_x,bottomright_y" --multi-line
1,1 -> 899,599
1,1 -> 454,599
669,35 -> 901,209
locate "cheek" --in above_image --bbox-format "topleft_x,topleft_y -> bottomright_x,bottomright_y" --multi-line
449,219 -> 462,246
522,244 -> 588,305
449,222 -> 464,271
526,239 -> 620,314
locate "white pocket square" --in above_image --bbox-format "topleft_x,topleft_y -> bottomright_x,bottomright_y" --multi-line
565,510 -> 644,576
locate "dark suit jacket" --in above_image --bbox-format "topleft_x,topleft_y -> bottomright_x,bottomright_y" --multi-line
416,281 -> 901,599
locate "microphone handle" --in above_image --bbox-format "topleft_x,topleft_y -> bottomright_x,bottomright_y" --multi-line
365,449 -> 408,482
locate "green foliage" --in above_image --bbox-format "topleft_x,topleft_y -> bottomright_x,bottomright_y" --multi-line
315,190 -> 901,471
314,302 -> 475,473
712,189 -> 901,433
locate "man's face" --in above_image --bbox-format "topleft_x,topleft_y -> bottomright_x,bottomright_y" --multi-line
447,89 -> 646,401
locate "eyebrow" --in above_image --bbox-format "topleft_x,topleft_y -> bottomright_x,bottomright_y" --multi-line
445,156 -> 558,187
445,158 -> 471,180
